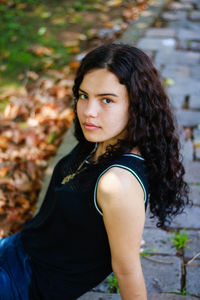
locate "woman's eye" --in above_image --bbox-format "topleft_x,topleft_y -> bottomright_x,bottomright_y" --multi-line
102,98 -> 112,104
79,94 -> 87,100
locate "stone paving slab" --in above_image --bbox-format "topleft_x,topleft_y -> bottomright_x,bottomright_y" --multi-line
168,1 -> 193,10
189,41 -> 200,52
184,161 -> 200,184
162,65 -> 191,80
155,49 -> 200,67
144,208 -> 157,228
162,10 -> 188,21
137,37 -> 176,51
186,261 -> 200,297
142,228 -> 176,255
169,205 -> 200,229
180,0 -> 200,4
141,255 -> 181,292
78,292 -> 200,300
166,78 -> 200,102
189,95 -> 200,109
191,65 -> 200,80
170,94 -> 185,109
180,139 -> 194,162
189,10 -> 200,21
189,184 -> 200,206
78,293 -> 121,300
145,205 -> 200,229
175,110 -> 200,127
177,28 -> 200,41
167,19 -> 200,31
145,28 -> 176,37
184,230 -> 200,258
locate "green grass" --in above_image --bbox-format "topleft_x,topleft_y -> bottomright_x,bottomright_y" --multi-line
107,273 -> 120,294
170,230 -> 190,250
140,248 -> 158,257
0,0 -> 101,88
167,286 -> 191,296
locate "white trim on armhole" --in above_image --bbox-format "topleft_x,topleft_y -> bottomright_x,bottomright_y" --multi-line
93,164 -> 147,216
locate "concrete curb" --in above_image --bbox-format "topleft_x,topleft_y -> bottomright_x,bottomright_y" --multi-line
119,0 -> 170,45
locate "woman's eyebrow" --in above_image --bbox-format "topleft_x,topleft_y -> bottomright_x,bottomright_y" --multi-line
79,88 -> 118,97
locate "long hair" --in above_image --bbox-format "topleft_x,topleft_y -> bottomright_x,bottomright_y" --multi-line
72,43 -> 190,228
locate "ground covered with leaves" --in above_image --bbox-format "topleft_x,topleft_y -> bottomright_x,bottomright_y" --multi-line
0,0 -> 149,237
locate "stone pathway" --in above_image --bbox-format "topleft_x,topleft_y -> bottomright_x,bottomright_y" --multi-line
36,0 -> 200,298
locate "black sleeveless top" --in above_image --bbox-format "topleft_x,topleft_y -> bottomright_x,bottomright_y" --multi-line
20,141 -> 149,300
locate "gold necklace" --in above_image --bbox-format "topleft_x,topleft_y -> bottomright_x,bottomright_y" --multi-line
61,143 -> 98,185
61,159 -> 87,184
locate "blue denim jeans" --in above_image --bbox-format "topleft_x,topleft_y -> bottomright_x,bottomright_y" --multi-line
0,232 -> 32,300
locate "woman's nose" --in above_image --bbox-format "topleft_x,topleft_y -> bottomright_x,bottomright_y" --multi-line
84,100 -> 98,117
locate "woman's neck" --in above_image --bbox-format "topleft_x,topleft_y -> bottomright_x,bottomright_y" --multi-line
89,142 -> 141,163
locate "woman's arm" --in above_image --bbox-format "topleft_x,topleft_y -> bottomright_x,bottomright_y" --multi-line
97,167 -> 147,300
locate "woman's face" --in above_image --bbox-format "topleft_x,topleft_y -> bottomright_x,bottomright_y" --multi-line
77,68 -> 129,148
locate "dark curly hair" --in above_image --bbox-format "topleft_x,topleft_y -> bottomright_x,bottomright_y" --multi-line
72,43 -> 190,228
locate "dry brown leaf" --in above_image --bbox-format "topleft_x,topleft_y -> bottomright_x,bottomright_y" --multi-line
28,45 -> 54,56
0,166 -> 10,178
58,79 -> 74,88
16,3 -> 27,9
107,0 -> 122,6
4,103 -> 19,119
0,136 -> 10,149
11,171 -> 33,192
26,71 -> 39,80
59,31 -> 85,42
68,60 -> 80,70
49,86 -> 68,99
103,22 -> 115,29
59,108 -> 74,120
63,40 -> 79,47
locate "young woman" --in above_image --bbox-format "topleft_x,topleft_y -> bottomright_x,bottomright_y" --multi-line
0,43 -> 189,300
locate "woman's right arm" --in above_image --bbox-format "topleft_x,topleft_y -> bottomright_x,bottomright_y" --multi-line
97,167 -> 147,300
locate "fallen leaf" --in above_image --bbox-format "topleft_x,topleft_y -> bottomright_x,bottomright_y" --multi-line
122,7 -> 139,21
42,57 -> 54,69
68,60 -> 80,70
51,17 -> 66,25
10,36 -> 17,42
103,22 -> 115,28
0,136 -> 9,149
28,45 -> 54,56
10,171 -> 33,192
93,3 -> 109,12
0,65 -> 7,71
58,79 -> 74,88
107,0 -> 123,7
59,108 -> 74,121
66,47 -> 80,54
16,3 -> 27,9
0,166 -> 10,178
41,11 -> 51,19
26,71 -> 39,80
63,40 -> 80,47
38,27 -> 47,35
163,78 -> 175,86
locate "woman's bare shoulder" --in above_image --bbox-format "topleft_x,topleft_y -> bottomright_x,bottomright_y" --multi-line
97,166 -> 144,208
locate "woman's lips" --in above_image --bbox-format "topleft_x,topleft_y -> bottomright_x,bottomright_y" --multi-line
83,122 -> 100,130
